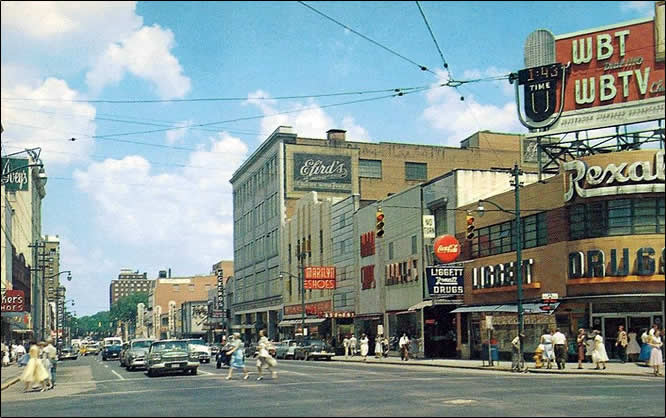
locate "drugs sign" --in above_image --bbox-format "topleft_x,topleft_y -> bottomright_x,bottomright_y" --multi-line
426,264 -> 464,301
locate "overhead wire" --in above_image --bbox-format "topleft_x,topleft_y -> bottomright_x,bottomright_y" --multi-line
415,1 -> 450,76
297,1 -> 437,75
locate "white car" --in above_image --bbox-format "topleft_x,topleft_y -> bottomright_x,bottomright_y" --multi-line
186,338 -> 211,363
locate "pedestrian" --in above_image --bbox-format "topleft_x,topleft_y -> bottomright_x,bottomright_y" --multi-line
349,334 -> 358,356
255,330 -> 277,381
38,342 -> 53,390
399,333 -> 410,361
552,328 -> 567,369
511,333 -> 524,372
626,328 -> 641,362
639,328 -> 652,364
225,332 -> 249,380
43,338 -> 58,389
14,343 -> 26,364
540,329 -> 555,369
19,344 -> 49,393
342,335 -> 350,359
615,325 -> 628,363
647,328 -> 664,377
374,334 -> 383,359
1,342 -> 8,367
591,330 -> 609,370
381,336 -> 389,358
576,328 -> 586,369
360,333 -> 369,362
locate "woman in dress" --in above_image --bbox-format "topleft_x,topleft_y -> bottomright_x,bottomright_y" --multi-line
19,344 -> 49,392
38,342 -> 53,390
576,328 -> 586,369
255,330 -> 277,381
540,330 -> 555,369
360,333 -> 369,362
647,329 -> 664,376
626,328 -> 641,363
639,328 -> 652,364
225,333 -> 249,381
591,330 -> 609,370
374,335 -> 383,359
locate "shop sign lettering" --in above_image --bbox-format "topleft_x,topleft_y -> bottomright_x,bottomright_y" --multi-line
427,265 -> 464,298
568,247 -> 666,278
293,153 -> 351,193
1,158 -> 30,192
1,290 -> 25,312
563,150 -> 665,201
472,259 -> 535,290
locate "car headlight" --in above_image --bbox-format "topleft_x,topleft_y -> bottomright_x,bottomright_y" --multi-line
150,354 -> 162,361
189,353 -> 199,360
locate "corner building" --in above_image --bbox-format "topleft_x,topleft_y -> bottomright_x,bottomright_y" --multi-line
230,126 -> 526,341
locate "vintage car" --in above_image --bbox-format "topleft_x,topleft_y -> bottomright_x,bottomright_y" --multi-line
186,338 -> 211,363
58,346 -> 78,361
293,339 -> 334,361
274,340 -> 300,360
101,343 -> 122,361
122,339 -> 154,371
146,340 -> 199,377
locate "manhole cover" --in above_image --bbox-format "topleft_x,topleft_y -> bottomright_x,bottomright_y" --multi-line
444,399 -> 478,405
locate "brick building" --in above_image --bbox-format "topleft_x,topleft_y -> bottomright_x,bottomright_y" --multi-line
109,268 -> 152,308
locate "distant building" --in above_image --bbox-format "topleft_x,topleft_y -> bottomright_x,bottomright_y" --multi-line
109,268 -> 152,308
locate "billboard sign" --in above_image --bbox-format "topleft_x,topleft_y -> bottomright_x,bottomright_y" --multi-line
304,266 -> 336,290
433,235 -> 461,264
1,289 -> 26,312
293,153 -> 352,193
1,158 -> 30,192
526,13 -> 665,136
426,264 -> 464,302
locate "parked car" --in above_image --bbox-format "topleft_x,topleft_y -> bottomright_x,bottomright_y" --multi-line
122,339 -> 154,371
185,338 -> 211,363
275,340 -> 299,360
102,343 -> 122,361
58,346 -> 78,361
294,339 -> 334,361
146,340 -> 199,377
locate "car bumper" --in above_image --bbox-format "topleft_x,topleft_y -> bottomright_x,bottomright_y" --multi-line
196,354 -> 210,362
309,352 -> 335,359
104,352 -> 120,358
149,360 -> 199,370
128,358 -> 147,368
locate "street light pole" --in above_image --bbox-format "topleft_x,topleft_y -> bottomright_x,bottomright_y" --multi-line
477,163 -> 524,367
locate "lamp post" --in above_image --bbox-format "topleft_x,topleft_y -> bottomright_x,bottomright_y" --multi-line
476,163 -> 524,368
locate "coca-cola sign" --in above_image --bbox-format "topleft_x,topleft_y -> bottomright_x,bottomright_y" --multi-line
293,153 -> 352,193
1,289 -> 25,312
433,235 -> 461,264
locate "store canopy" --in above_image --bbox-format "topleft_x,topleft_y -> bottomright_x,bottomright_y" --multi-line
278,318 -> 326,327
450,305 -> 505,313
450,303 -> 560,315
408,300 -> 433,311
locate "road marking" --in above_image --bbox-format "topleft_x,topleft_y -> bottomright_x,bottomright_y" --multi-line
198,369 -> 213,375
111,370 -> 125,380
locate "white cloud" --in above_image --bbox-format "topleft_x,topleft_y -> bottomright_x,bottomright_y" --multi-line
72,132 -> 248,265
165,120 -> 192,145
86,24 -> 191,99
423,71 -> 525,145
0,77 -> 96,165
620,1 -> 653,14
463,67 -> 514,98
245,90 -> 372,142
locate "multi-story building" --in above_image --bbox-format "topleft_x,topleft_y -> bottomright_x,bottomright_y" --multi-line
148,274 -> 217,339
230,126 -> 526,342
453,149 -> 664,360
109,268 -> 152,307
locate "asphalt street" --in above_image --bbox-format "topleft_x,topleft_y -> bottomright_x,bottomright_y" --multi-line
1,354 -> 664,417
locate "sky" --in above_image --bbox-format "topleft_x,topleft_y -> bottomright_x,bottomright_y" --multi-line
0,1 -> 657,316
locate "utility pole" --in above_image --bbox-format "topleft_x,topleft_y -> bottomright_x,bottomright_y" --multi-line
512,163 -> 525,368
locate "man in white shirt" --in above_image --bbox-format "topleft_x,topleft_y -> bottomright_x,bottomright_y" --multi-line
511,333 -> 524,372
342,336 -> 350,358
552,328 -> 567,370
43,338 -> 58,388
399,333 -> 410,361
349,335 -> 357,356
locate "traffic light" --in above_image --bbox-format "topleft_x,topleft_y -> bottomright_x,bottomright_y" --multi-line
466,212 -> 475,240
376,209 -> 385,238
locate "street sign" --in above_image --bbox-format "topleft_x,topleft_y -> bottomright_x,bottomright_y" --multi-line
541,293 -> 559,303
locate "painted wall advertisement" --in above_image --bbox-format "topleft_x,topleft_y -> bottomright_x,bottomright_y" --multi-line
426,264 -> 464,304
293,153 -> 352,193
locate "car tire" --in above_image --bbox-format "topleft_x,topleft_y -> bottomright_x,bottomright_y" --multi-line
128,366 -> 134,371
147,369 -> 155,377
191,368 -> 198,375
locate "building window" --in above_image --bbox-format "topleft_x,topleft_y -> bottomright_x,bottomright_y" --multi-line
359,159 -> 382,178
569,197 -> 664,240
388,242 -> 394,260
411,235 -> 417,255
405,162 -> 427,181
471,212 -> 547,258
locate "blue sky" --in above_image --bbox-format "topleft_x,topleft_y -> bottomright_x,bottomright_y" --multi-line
0,1 -> 656,315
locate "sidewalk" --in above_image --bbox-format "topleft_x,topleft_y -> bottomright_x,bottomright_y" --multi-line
332,355 -> 665,378
1,364 -> 24,391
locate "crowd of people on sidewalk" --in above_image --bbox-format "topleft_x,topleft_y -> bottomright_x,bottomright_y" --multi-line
0,338 -> 59,393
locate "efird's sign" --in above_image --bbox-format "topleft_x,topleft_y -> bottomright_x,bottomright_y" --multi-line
536,14 -> 665,135
293,153 -> 352,193
1,158 -> 29,192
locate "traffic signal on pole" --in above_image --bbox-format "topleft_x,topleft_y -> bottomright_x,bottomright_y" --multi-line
466,213 -> 475,240
376,209 -> 385,238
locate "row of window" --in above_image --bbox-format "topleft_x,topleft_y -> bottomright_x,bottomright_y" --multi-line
569,198 -> 664,240
359,159 -> 428,181
235,193 -> 280,238
234,229 -> 280,269
234,155 -> 279,209
470,212 -> 548,258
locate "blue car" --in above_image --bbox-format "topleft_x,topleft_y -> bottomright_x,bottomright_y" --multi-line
102,344 -> 122,361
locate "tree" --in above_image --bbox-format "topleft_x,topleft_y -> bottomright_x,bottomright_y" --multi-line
110,293 -> 149,328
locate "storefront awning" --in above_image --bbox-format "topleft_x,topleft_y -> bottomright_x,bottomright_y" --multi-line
278,318 -> 327,327
450,305 -> 505,313
408,300 -> 433,311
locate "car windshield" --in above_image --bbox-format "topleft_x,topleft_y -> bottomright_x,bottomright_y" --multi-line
132,340 -> 153,348
151,341 -> 188,352
187,339 -> 205,345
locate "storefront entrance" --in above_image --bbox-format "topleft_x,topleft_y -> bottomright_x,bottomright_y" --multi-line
424,305 -> 457,359
594,313 -> 663,360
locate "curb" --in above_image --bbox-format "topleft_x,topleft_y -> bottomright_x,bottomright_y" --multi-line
1,377 -> 20,391
332,358 -> 657,378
